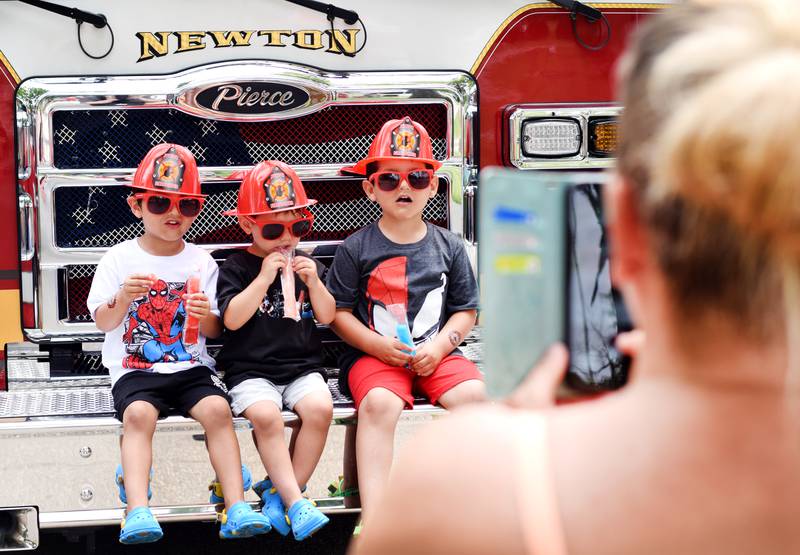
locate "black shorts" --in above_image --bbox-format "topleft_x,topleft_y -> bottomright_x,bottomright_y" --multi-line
111,366 -> 229,421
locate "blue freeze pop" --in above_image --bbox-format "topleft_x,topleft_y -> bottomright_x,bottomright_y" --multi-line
395,323 -> 416,356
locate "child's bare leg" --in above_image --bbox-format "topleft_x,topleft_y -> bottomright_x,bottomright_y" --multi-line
342,422 -> 359,508
290,391 -> 333,487
252,423 -> 297,456
355,387 -> 404,524
287,421 -> 300,459
189,395 -> 244,510
120,400 -> 159,509
245,401 -> 303,507
436,379 -> 486,408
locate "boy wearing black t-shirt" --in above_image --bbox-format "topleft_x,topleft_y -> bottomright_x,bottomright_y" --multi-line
216,160 -> 334,541
326,117 -> 487,528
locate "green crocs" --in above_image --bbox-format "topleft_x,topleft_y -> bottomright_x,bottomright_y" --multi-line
327,475 -> 359,499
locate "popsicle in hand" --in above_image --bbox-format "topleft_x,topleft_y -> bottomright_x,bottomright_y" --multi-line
387,303 -> 416,356
280,248 -> 300,321
183,273 -> 201,345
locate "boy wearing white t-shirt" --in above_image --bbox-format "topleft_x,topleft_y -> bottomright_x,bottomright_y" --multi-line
87,144 -> 270,544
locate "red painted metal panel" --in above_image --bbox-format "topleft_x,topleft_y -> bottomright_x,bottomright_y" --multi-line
474,7 -> 661,168
0,55 -> 19,287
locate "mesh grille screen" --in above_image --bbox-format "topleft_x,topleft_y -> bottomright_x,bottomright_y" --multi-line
63,180 -> 448,322
52,105 -> 448,169
54,179 -> 448,248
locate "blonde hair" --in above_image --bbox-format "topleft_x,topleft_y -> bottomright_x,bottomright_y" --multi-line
617,0 -> 800,341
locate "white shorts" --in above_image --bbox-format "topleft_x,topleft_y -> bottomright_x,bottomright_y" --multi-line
228,372 -> 330,416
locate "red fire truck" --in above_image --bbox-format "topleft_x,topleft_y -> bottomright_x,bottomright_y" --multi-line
0,0 -> 665,549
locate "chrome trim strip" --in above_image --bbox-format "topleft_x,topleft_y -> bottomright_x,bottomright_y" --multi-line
16,102 -> 32,182
16,62 -> 477,341
508,105 -> 622,170
18,192 -> 34,262
0,405 -> 446,428
39,501 -> 358,529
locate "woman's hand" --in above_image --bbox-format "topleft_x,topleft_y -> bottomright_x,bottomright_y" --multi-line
615,329 -> 645,358
504,330 -> 644,410
504,344 -> 569,410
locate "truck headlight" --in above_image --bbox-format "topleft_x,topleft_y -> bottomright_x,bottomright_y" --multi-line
508,106 -> 621,169
521,118 -> 581,158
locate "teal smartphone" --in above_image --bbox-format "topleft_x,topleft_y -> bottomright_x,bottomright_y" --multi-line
479,168 -> 629,398
479,168 -> 566,398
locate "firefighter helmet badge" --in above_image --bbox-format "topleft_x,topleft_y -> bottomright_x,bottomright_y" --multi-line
391,117 -> 421,158
151,147 -> 185,192
263,166 -> 297,210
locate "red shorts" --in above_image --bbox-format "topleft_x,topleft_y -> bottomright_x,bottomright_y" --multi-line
348,354 -> 483,410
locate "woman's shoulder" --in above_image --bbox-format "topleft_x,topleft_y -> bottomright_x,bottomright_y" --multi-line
357,406 -> 544,554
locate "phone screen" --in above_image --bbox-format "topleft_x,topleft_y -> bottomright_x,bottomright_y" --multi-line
479,169 -> 629,398
564,183 -> 630,392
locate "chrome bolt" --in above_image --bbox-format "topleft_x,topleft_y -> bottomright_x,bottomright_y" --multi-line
79,446 -> 92,458
80,487 -> 94,502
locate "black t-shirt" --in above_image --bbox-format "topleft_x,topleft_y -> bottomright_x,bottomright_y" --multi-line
326,222 -> 479,396
216,250 -> 326,388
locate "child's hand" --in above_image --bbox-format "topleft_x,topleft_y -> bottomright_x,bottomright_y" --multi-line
293,256 -> 320,286
120,273 -> 157,303
375,335 -> 414,368
183,291 -> 211,320
259,252 -> 287,284
410,342 -> 446,377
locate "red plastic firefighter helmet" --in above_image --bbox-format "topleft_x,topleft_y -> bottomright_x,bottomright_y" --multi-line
131,143 -> 204,197
223,160 -> 317,216
344,116 -> 442,176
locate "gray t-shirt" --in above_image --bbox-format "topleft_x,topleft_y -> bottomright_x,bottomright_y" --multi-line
326,222 -> 479,396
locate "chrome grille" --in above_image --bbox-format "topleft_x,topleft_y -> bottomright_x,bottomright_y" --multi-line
52,105 -> 448,169
54,179 -> 449,248
19,64 -> 477,341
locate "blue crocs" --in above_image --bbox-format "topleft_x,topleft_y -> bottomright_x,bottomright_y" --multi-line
252,477 -> 271,499
119,506 -> 163,544
259,480 -> 291,536
115,464 -> 152,505
287,498 -> 329,541
209,465 -> 252,504
218,501 -> 271,539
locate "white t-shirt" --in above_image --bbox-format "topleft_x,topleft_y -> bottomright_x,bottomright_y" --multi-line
87,239 -> 220,386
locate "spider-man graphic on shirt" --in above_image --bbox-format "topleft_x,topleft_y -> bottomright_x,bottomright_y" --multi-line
366,256 -> 447,345
121,279 -> 196,369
